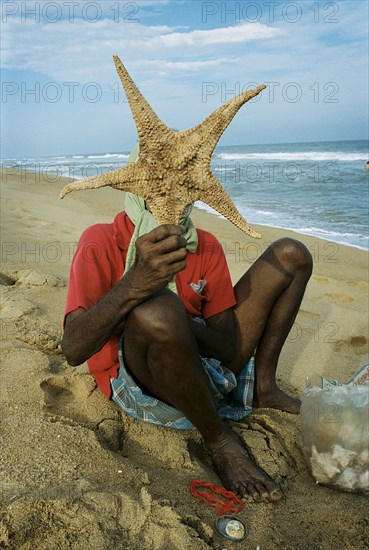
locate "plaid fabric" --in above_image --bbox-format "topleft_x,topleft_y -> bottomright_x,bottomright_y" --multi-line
111,332 -> 255,430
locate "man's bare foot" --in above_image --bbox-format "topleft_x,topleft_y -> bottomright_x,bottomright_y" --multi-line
206,428 -> 282,502
254,386 -> 301,414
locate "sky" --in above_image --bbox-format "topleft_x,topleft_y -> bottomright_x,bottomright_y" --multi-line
1,0 -> 368,158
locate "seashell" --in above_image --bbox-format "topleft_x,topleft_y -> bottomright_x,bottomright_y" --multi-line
335,468 -> 358,491
335,467 -> 357,490
215,516 -> 248,542
338,408 -> 367,452
331,444 -> 357,469
356,448 -> 369,468
312,422 -> 341,452
356,471 -> 369,491
310,446 -> 340,483
310,459 -> 339,484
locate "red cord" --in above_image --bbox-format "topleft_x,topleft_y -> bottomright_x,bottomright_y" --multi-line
189,480 -> 244,515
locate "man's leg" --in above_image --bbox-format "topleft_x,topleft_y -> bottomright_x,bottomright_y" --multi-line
123,289 -> 281,501
228,238 -> 313,413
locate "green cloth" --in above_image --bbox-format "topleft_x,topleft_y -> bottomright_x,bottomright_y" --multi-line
124,145 -> 198,293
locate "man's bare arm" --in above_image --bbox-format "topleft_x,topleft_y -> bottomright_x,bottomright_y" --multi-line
188,308 -> 236,365
62,224 -> 188,366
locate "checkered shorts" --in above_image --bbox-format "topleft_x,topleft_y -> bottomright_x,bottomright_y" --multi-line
111,329 -> 255,430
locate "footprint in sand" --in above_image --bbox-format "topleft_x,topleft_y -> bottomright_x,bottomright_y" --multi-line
325,292 -> 354,304
14,317 -> 62,351
0,291 -> 36,320
0,269 -> 64,288
313,275 -> 329,284
40,374 -> 124,451
0,272 -> 16,286
16,269 -> 65,287
299,308 -> 320,320
345,279 -> 368,289
40,373 -> 199,474
334,335 -> 369,355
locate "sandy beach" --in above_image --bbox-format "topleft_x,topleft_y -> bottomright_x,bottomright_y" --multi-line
1,168 -> 368,549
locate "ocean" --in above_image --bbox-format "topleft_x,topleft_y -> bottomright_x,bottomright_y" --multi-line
2,139 -> 368,250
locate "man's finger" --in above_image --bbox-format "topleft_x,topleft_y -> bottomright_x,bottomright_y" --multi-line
168,258 -> 187,275
163,247 -> 188,265
150,224 -> 184,243
153,234 -> 187,254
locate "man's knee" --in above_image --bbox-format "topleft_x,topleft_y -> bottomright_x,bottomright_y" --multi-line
126,289 -> 187,343
273,238 -> 313,275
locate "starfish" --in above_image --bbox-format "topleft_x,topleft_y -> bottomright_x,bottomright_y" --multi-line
60,55 -> 266,238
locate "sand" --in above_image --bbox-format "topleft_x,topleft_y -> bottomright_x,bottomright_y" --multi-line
1,168 -> 368,550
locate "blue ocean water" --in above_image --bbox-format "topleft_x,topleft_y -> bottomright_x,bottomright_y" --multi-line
2,140 -> 368,250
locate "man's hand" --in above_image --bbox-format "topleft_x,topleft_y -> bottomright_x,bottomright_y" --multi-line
130,224 -> 188,295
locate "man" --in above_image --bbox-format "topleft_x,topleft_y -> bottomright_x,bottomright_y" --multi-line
62,191 -> 312,502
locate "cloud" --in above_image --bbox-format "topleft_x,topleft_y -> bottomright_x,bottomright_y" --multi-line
137,58 -> 232,71
1,17 -> 283,82
147,22 -> 284,47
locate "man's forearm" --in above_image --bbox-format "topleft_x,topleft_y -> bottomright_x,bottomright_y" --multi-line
62,269 -> 152,365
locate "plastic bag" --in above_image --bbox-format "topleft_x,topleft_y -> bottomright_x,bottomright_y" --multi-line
300,365 -> 369,493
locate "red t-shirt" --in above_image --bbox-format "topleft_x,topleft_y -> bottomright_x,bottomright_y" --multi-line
64,212 -> 236,398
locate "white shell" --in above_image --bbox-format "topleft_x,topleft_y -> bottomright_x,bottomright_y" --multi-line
302,376 -> 369,493
335,468 -> 357,490
356,448 -> 369,468
331,444 -> 357,469
310,446 -> 340,483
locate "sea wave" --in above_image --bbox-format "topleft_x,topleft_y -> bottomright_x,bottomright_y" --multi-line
217,152 -> 368,162
297,226 -> 369,240
87,153 -> 129,159
194,202 -> 368,250
255,209 -> 280,218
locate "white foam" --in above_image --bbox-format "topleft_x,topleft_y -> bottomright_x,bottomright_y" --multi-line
297,227 -> 369,240
255,209 -> 279,218
87,153 -> 129,159
217,152 -> 368,162
194,203 -> 368,251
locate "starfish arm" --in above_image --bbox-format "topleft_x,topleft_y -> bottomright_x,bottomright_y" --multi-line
113,55 -> 172,155
201,172 -> 261,239
60,55 -> 263,240
185,84 -> 266,158
60,162 -> 148,199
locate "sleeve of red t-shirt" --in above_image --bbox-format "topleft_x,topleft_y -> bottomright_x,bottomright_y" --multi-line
64,224 -> 122,399
64,225 -> 117,320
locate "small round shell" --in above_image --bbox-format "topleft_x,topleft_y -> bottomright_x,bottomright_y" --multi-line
215,516 -> 247,542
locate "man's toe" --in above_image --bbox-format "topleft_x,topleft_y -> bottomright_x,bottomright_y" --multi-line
267,488 -> 282,502
254,481 -> 271,500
